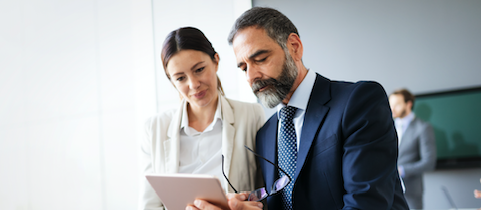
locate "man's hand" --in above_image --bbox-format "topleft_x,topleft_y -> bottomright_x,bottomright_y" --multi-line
475,189 -> 481,198
186,193 -> 263,210
475,178 -> 481,199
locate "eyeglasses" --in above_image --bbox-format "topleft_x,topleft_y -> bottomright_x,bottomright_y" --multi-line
221,146 -> 292,202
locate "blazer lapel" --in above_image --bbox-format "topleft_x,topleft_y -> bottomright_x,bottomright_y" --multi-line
164,100 -> 185,173
220,96 -> 235,179
399,117 -> 417,150
295,74 -> 331,180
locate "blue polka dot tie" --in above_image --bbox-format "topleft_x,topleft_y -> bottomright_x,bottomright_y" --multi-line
278,106 -> 297,210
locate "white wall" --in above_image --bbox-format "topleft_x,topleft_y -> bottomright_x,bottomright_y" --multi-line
254,0 -> 481,95
0,0 -> 255,209
0,0 -> 157,209
253,0 -> 481,209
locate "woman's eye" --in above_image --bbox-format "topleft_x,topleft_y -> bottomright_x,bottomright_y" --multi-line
176,76 -> 185,81
196,67 -> 205,73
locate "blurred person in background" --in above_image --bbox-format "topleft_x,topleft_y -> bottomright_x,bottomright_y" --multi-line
389,88 -> 437,209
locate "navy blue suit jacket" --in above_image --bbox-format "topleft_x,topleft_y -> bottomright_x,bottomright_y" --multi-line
256,74 -> 408,209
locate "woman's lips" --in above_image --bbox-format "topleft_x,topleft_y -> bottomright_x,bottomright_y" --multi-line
193,90 -> 206,98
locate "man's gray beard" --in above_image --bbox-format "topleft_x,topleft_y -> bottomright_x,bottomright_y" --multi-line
252,53 -> 298,109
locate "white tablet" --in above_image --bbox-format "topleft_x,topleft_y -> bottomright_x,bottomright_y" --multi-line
145,173 -> 229,210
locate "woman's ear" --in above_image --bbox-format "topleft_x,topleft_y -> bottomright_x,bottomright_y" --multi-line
214,53 -> 220,72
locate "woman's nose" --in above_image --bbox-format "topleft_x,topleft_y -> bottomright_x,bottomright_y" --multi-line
189,77 -> 201,89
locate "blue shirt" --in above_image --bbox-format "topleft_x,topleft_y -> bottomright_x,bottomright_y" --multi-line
276,70 -> 317,151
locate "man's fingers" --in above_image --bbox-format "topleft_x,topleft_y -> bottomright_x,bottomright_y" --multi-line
475,189 -> 481,198
244,201 -> 263,209
186,204 -> 200,210
227,199 -> 262,210
226,194 -> 263,210
227,193 -> 248,201
192,199 -> 222,210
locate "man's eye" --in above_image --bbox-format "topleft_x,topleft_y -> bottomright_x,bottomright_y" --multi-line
255,57 -> 267,62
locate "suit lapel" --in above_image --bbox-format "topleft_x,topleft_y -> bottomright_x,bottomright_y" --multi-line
261,114 -> 279,189
295,74 -> 331,180
263,114 -> 282,209
399,117 -> 417,150
220,96 -> 235,179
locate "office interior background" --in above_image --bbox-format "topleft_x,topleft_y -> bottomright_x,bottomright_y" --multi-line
1,0 -> 480,209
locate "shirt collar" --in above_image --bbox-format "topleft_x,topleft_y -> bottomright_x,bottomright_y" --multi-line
394,112 -> 415,127
180,94 -> 223,135
276,69 -> 317,116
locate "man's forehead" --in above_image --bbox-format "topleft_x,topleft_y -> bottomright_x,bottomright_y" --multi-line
232,27 -> 278,58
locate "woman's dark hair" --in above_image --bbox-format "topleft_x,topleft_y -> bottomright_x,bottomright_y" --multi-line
161,27 -> 224,95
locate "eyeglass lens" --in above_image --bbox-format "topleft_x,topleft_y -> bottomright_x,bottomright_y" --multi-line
272,175 -> 290,193
244,145 -> 292,202
248,188 -> 267,201
248,175 -> 290,201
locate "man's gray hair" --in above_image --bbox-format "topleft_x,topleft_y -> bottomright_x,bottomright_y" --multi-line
228,7 -> 299,50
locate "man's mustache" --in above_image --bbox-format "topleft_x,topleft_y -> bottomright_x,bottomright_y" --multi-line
252,78 -> 278,94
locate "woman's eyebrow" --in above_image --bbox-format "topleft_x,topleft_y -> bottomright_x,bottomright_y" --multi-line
191,61 -> 205,70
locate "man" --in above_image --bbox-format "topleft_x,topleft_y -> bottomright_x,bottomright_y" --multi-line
189,7 -> 408,210
389,89 -> 437,209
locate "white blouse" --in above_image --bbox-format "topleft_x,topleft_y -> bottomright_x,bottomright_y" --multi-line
178,96 -> 225,190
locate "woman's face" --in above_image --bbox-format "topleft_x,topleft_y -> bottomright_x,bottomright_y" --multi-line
166,49 -> 219,109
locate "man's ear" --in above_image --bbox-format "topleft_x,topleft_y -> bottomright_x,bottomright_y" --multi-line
407,101 -> 413,110
286,33 -> 303,61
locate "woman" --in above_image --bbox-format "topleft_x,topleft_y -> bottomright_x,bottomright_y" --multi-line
139,27 -> 265,210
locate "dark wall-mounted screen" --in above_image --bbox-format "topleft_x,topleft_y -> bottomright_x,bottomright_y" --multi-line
414,87 -> 481,169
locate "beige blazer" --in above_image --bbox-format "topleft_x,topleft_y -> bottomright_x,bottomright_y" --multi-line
139,95 -> 265,210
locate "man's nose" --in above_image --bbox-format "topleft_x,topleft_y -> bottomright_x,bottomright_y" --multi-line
246,66 -> 262,86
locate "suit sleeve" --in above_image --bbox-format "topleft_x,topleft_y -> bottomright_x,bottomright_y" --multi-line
341,82 -> 400,209
401,123 -> 437,177
138,117 -> 165,210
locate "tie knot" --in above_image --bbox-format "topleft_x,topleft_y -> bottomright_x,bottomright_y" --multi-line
280,106 -> 297,121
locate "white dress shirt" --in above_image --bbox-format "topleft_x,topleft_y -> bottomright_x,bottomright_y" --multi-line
178,96 -> 225,190
394,112 -> 415,145
276,70 -> 317,151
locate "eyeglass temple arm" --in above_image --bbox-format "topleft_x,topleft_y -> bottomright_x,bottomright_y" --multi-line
221,155 -> 238,193
244,145 -> 292,182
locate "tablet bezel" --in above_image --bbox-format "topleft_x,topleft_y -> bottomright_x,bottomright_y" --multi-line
145,173 -> 229,210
